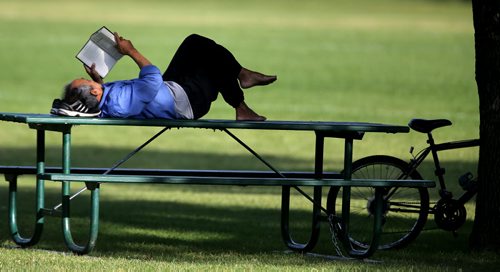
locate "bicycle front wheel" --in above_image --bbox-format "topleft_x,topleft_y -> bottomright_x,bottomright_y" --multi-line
327,155 -> 429,250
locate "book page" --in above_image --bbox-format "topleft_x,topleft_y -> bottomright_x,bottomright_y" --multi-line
76,41 -> 117,78
90,28 -> 123,60
75,27 -> 123,78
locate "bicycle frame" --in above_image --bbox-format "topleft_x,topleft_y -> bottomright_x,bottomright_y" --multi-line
346,124 -> 480,248
407,133 -> 479,199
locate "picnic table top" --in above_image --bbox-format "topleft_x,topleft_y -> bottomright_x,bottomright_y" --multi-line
0,112 -> 409,134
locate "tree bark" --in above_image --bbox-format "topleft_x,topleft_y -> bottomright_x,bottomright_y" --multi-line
470,0 -> 500,251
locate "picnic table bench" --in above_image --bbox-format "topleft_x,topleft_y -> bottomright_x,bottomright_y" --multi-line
0,112 -> 435,258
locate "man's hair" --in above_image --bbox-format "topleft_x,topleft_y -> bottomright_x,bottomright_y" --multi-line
63,83 -> 99,110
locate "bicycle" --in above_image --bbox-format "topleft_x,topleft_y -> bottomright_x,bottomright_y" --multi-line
326,118 -> 480,250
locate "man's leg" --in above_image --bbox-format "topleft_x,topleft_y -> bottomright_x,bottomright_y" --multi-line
162,34 -> 220,119
163,34 -> 274,120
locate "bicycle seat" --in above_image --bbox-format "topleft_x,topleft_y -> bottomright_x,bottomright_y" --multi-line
408,119 -> 452,133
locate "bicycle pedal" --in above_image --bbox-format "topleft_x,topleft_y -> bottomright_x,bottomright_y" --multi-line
459,172 -> 475,191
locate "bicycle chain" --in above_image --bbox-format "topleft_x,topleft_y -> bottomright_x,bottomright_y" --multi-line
394,201 -> 422,205
328,214 -> 346,257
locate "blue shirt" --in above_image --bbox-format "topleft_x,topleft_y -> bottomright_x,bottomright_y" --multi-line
99,65 -> 177,119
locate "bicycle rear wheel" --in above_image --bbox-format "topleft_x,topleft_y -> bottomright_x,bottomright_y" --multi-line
327,155 -> 429,250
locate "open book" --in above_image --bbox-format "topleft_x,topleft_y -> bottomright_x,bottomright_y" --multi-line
76,26 -> 123,78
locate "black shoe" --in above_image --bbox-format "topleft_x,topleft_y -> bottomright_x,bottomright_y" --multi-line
50,99 -> 63,115
50,99 -> 101,117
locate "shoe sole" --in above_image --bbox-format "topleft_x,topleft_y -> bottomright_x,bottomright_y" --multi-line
55,108 -> 101,117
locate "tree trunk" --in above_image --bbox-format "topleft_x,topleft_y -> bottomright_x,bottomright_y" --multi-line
470,0 -> 500,251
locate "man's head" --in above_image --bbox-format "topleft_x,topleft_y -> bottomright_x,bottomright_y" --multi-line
64,78 -> 103,106
51,78 -> 103,117
62,78 -> 103,110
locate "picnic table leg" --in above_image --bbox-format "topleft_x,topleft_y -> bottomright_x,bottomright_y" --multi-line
338,188 -> 383,258
281,185 -> 322,252
8,129 -> 45,247
341,138 -> 353,236
280,133 -> 325,252
338,137 -> 381,258
60,129 -> 99,254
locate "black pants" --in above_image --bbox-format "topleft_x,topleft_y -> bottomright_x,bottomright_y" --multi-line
162,34 -> 244,119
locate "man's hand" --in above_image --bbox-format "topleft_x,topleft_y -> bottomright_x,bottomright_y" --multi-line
114,32 -> 136,56
113,32 -> 152,68
84,63 -> 104,84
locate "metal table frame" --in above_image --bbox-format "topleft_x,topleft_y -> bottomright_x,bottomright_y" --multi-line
0,113 -> 433,258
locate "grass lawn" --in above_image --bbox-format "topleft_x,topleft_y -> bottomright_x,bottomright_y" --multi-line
0,0 -> 494,270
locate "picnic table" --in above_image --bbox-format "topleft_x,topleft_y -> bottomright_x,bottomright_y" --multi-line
0,113 -> 434,258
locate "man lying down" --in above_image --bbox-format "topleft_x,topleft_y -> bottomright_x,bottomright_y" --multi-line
51,33 -> 277,121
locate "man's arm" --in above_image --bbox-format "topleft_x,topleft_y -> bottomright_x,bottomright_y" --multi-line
113,32 -> 152,69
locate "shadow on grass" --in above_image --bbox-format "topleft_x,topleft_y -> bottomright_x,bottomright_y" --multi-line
0,181 -> 483,262
0,145 -> 478,179
0,145 -> 318,172
0,147 -> 484,265
0,185 -> 320,259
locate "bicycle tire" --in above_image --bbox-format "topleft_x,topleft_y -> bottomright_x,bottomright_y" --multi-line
327,155 -> 429,250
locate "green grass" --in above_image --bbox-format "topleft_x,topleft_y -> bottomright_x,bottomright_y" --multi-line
0,0 -> 492,270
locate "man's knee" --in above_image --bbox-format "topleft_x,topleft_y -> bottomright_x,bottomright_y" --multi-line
184,34 -> 202,43
183,34 -> 213,47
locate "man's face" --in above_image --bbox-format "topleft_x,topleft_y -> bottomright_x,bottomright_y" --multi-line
71,78 -> 103,102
